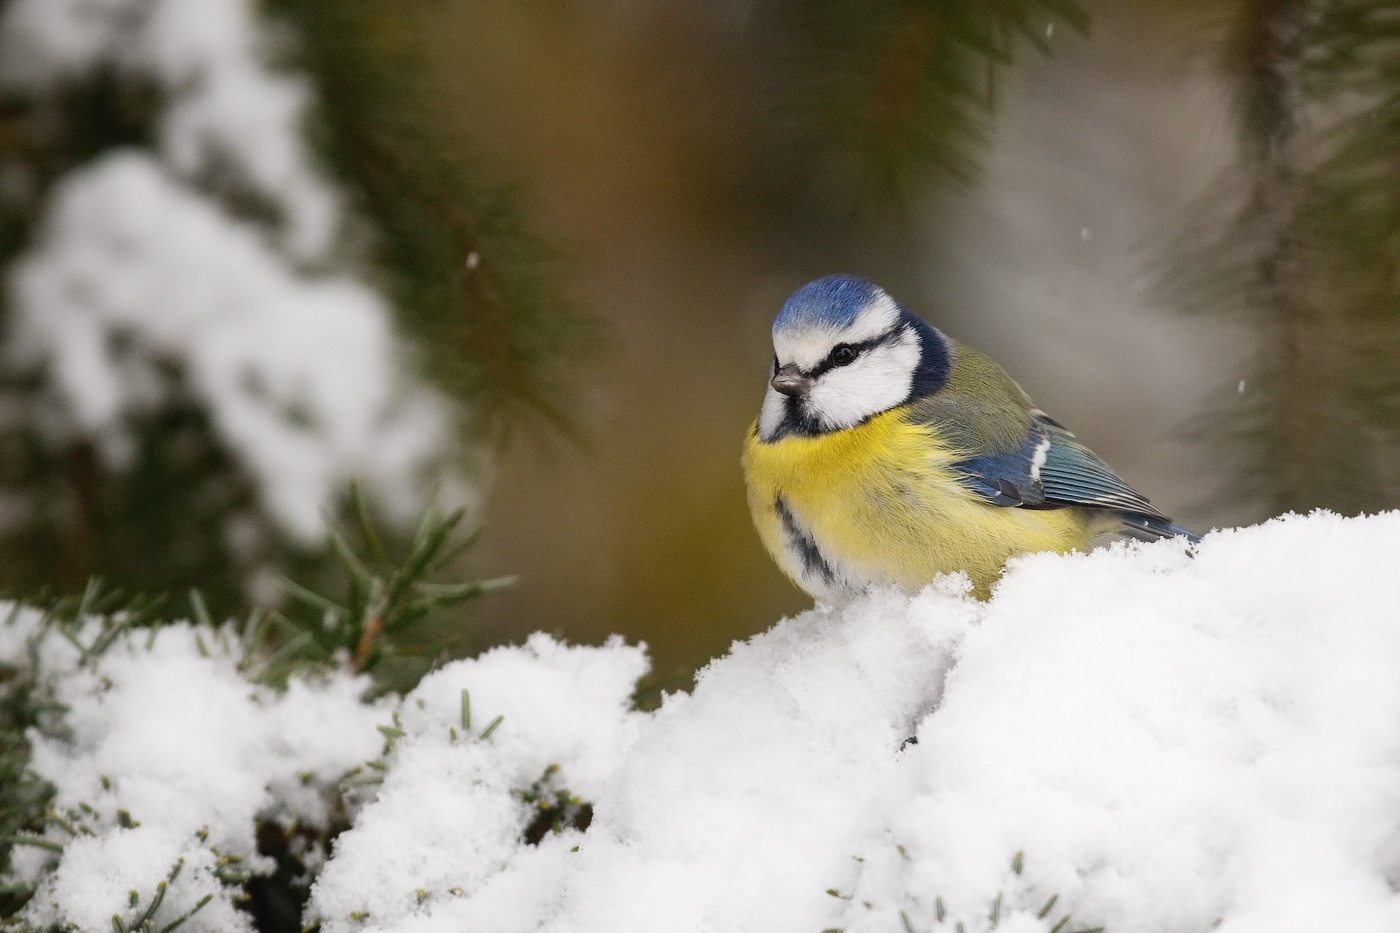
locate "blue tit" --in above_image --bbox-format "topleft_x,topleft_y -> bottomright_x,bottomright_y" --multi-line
741,274 -> 1199,601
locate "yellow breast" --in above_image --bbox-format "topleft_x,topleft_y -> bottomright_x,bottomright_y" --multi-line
741,408 -> 1094,599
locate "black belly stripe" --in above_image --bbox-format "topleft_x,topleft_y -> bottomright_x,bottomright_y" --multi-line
774,497 -> 835,585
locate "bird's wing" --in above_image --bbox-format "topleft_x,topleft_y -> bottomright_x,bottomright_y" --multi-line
950,413 -> 1169,519
1029,414 -> 1169,519
907,341 -> 1168,520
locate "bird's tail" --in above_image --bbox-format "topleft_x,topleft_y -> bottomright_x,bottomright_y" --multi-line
1119,512 -> 1202,545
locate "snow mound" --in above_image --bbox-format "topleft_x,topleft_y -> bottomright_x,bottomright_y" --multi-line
308,634 -> 649,933
10,511 -> 1400,933
2,615 -> 387,933
307,510 -> 1400,933
0,613 -> 647,933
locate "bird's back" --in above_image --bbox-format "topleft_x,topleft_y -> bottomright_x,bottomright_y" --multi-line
907,339 -> 1036,456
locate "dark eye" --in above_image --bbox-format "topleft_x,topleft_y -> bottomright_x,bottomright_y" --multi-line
831,344 -> 857,366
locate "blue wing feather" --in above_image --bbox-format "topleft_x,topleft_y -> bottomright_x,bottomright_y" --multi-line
952,414 -> 1173,523
1036,421 -> 1166,518
953,438 -> 1047,507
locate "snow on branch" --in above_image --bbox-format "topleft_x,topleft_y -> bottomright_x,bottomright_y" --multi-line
0,609 -> 388,933
0,0 -> 457,542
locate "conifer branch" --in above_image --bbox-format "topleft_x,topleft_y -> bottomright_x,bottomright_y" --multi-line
262,0 -> 594,442
765,0 -> 1090,210
1165,0 -> 1400,517
251,486 -> 511,689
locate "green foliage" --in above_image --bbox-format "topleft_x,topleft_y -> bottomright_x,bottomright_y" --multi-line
0,74 -> 265,605
0,391 -> 269,607
1167,0 -> 1400,518
35,580 -> 170,667
0,0 -> 590,620
0,653 -> 57,919
0,586 -> 193,923
262,0 -> 594,442
761,0 -> 1090,211
0,73 -> 164,242
108,859 -> 214,933
339,688 -> 508,797
0,494 -> 511,930
247,486 -> 513,693
827,849 -> 1099,933
513,764 -> 593,847
0,77 -> 292,605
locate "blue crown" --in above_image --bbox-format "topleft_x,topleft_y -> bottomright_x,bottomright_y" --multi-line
774,274 -> 881,333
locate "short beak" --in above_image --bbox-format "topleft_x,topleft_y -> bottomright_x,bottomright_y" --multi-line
770,364 -> 812,397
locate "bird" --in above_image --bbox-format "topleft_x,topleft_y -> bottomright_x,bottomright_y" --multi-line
741,274 -> 1199,602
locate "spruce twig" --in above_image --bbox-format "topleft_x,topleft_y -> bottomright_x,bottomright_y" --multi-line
764,0 -> 1090,211
250,490 -> 508,689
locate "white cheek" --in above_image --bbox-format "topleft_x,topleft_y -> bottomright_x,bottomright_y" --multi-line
806,338 -> 919,430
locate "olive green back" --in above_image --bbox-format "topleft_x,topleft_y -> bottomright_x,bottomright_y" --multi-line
905,339 -> 1035,456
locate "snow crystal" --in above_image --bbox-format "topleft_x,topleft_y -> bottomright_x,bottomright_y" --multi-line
305,511 -> 1400,933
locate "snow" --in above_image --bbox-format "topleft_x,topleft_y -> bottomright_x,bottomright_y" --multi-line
0,0 -> 456,541
304,510 -> 1400,933
308,635 -> 649,933
0,613 -> 387,933
7,154 -> 448,539
0,0 -> 336,258
9,510 -> 1400,933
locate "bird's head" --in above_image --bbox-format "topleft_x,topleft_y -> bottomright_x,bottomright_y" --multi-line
757,275 -> 951,441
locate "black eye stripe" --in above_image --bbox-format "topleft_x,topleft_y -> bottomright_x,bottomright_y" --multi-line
807,333 -> 890,377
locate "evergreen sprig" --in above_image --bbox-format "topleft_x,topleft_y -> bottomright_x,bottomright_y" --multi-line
827,849 -> 1099,933
762,0 -> 1090,211
1165,0 -> 1400,519
0,667 -> 56,921
262,0 -> 595,443
34,580 -> 170,668
106,859 -> 214,933
512,764 -> 593,847
248,486 -> 513,690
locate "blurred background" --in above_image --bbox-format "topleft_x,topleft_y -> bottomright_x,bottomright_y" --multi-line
0,0 -> 1395,688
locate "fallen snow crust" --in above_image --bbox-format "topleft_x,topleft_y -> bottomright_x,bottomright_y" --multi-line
7,511 -> 1400,933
